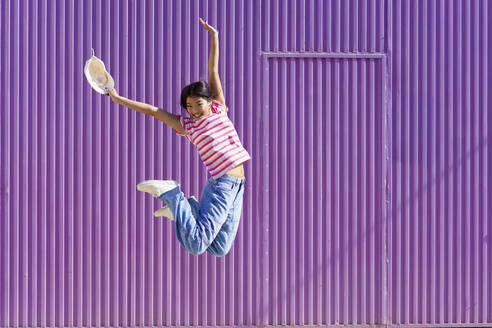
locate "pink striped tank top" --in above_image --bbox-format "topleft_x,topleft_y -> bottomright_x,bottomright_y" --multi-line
176,100 -> 251,180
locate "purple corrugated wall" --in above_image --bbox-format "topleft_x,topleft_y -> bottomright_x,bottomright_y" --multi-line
0,0 -> 490,327
389,0 -> 491,326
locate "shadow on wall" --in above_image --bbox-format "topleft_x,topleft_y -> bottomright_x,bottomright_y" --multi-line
261,136 -> 490,321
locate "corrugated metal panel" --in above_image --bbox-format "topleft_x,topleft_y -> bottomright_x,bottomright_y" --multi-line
0,0 -> 263,326
1,0 -> 491,327
261,56 -> 387,325
259,0 -> 391,325
388,0 -> 492,326
261,0 -> 387,53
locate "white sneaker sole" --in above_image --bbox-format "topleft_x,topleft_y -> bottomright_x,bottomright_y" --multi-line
136,180 -> 179,198
153,196 -> 197,220
153,205 -> 174,220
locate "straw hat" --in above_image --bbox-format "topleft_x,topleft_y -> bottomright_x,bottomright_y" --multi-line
84,50 -> 114,94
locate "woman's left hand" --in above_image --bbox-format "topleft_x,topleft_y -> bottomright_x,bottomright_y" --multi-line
199,18 -> 218,36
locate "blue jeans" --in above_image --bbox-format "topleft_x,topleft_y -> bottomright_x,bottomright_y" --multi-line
157,174 -> 245,256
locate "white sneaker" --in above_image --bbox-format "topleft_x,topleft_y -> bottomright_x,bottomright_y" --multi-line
136,180 -> 179,198
153,205 -> 174,220
153,196 -> 196,220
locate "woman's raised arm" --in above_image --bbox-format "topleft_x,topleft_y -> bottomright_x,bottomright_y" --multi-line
199,18 -> 226,106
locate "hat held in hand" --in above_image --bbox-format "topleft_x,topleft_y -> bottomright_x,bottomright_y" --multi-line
84,49 -> 114,94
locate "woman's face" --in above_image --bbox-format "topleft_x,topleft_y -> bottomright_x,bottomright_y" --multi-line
186,96 -> 212,121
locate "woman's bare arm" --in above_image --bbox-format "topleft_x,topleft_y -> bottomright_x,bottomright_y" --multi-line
107,89 -> 185,134
199,18 -> 226,106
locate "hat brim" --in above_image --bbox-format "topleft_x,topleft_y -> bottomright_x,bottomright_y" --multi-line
86,71 -> 114,94
84,57 -> 115,94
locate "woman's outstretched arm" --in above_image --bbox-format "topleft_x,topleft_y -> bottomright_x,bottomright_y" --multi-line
107,88 -> 185,134
200,18 -> 226,106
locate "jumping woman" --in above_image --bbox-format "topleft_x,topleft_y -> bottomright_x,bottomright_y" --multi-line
106,18 -> 251,257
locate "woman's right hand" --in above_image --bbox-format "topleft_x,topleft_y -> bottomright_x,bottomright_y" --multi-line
106,88 -> 119,102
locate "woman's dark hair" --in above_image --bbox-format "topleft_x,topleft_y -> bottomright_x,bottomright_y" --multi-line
180,80 -> 213,108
